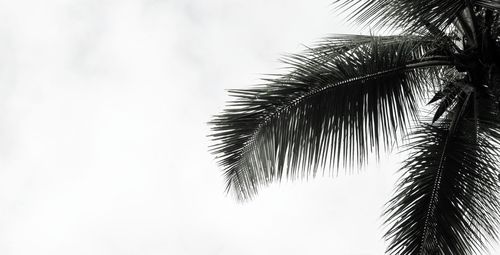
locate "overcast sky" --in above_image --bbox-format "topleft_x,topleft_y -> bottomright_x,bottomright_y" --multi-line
0,1 -> 499,255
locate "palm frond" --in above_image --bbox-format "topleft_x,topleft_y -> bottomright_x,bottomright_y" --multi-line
429,81 -> 473,123
384,118 -> 500,254
210,35 -> 453,200
210,0 -> 500,253
333,0 -> 468,33
477,0 -> 500,11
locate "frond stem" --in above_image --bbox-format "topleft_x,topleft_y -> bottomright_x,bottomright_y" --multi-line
418,94 -> 472,254
230,56 -> 455,181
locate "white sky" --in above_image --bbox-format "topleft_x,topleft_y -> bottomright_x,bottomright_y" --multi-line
0,0 -> 498,254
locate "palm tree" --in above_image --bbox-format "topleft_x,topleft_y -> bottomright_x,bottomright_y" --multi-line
210,1 -> 500,254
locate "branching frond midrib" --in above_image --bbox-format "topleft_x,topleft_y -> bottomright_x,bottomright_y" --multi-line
212,34 -> 460,200
236,56 -> 452,169
417,92 -> 473,254
251,57 -> 451,132
384,119 -> 500,254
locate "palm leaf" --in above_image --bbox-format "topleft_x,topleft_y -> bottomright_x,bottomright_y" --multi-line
333,0 -> 469,33
477,0 -> 500,11
430,81 -> 473,123
210,35 -> 453,200
384,118 -> 500,254
211,0 -> 500,253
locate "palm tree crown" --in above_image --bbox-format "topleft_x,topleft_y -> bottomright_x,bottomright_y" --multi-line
210,1 -> 500,254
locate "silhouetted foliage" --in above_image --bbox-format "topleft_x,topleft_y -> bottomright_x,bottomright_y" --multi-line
210,1 -> 500,254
